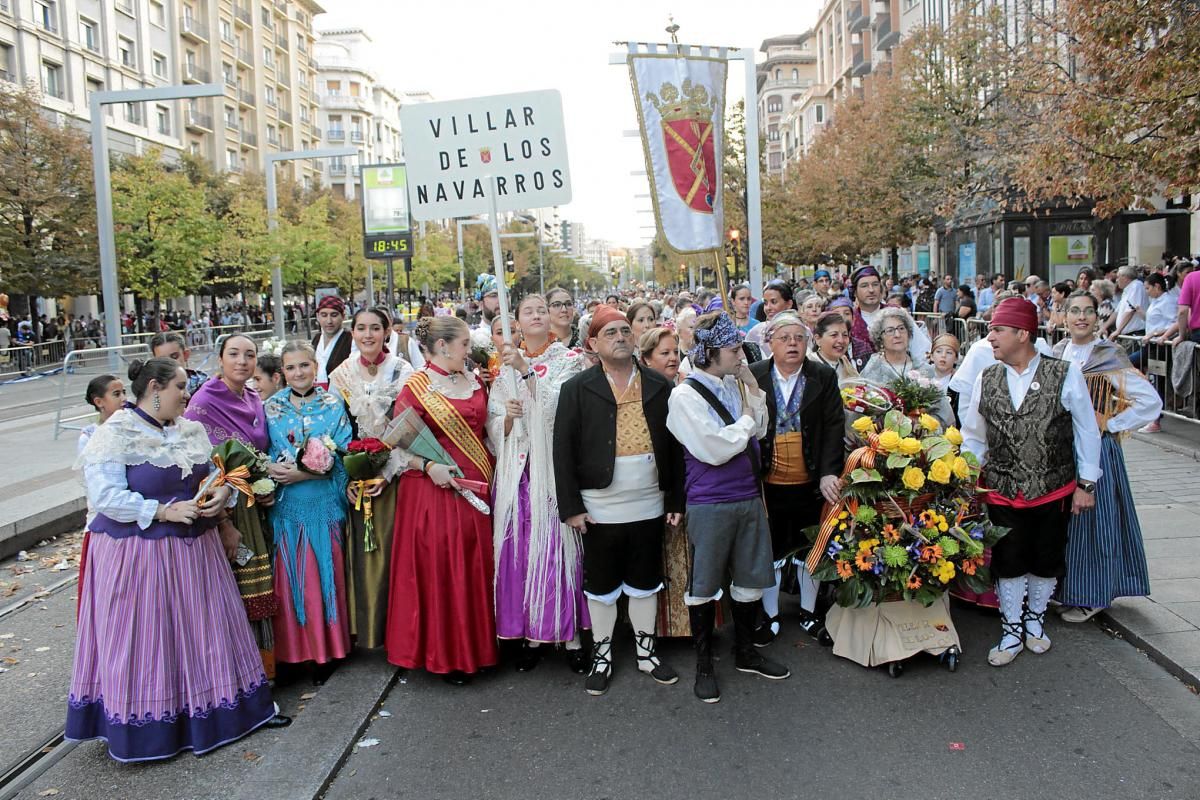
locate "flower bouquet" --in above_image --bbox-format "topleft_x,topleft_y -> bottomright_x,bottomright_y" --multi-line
343,437 -> 393,553
381,407 -> 491,515
193,438 -> 274,507
806,389 -> 1008,671
887,371 -> 945,416
295,435 -> 338,475
840,380 -> 897,416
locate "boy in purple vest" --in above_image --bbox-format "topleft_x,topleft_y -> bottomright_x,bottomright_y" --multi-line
667,312 -> 790,704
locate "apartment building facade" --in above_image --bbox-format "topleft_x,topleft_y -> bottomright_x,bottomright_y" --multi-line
754,33 -> 817,177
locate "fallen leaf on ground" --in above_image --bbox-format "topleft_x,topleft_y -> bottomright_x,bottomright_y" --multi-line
37,789 -> 60,797
51,560 -> 70,572
378,710 -> 392,717
243,751 -> 261,762
356,738 -> 380,748
1,657 -> 18,665
300,691 -> 316,700
0,634 -> 13,639
35,647 -> 50,652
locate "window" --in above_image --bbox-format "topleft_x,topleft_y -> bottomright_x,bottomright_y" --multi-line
124,102 -> 142,124
815,104 -> 825,123
222,62 -> 234,85
262,46 -> 273,68
36,0 -> 57,32
266,124 -> 277,143
326,79 -> 340,95
774,68 -> 780,80
226,149 -> 239,170
766,96 -> 782,113
149,0 -> 165,26
41,60 -> 63,98
156,106 -> 170,135
260,6 -> 270,25
185,49 -> 197,71
86,77 -> 102,104
295,11 -> 306,26
265,85 -> 276,106
792,68 -> 799,81
220,19 -> 233,42
118,36 -> 135,68
224,105 -> 237,127
349,81 -> 360,97
189,142 -> 200,156
152,52 -> 167,78
80,18 -> 99,51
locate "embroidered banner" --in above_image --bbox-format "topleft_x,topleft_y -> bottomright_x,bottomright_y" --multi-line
628,52 -> 727,254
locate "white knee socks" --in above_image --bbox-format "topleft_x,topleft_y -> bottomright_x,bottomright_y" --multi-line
761,568 -> 782,634
628,594 -> 659,671
797,566 -> 819,614
1025,576 -> 1057,640
587,598 -> 618,671
996,576 -> 1028,651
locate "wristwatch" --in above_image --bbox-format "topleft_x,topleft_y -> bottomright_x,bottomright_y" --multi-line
1077,479 -> 1097,494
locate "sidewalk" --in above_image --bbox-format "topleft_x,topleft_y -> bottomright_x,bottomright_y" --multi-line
1102,419 -> 1200,688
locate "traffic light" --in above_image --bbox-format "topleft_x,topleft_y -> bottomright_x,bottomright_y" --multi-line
504,250 -> 515,273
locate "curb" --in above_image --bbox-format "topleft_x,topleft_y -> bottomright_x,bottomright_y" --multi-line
1098,610 -> 1200,693
1130,431 -> 1200,462
0,499 -> 85,563
229,655 -> 401,800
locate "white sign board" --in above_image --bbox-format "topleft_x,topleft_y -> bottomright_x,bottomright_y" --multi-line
400,89 -> 572,220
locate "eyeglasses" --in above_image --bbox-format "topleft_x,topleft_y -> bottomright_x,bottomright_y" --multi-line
881,326 -> 907,337
1066,307 -> 1098,317
771,334 -> 808,344
548,301 -> 572,310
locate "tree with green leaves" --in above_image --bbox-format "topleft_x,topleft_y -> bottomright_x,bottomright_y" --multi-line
112,148 -> 218,330
272,195 -> 340,322
0,83 -> 97,320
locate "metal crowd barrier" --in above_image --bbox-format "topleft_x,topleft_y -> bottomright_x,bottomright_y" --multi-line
1115,334 -> 1200,424
53,343 -> 153,439
0,339 -> 70,380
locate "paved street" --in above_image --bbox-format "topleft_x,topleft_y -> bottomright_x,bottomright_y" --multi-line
1,429 -> 1199,800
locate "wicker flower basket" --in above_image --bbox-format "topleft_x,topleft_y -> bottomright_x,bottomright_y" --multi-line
879,493 -> 935,520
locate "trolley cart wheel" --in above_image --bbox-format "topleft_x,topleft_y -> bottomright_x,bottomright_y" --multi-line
887,661 -> 905,678
945,645 -> 961,672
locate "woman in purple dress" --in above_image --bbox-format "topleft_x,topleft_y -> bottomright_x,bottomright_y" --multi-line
68,358 -> 277,762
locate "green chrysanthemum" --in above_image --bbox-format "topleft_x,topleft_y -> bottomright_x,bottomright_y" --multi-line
937,536 -> 960,557
964,539 -> 984,558
882,545 -> 909,568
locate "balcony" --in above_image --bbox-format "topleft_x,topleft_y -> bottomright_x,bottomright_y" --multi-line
311,126 -> 321,139
279,109 -> 292,125
179,16 -> 208,41
39,17 -> 58,34
224,117 -> 240,132
326,127 -> 345,141
0,0 -> 9,14
240,131 -> 257,149
265,95 -> 277,109
266,132 -> 280,147
185,110 -> 213,131
233,4 -> 251,25
349,130 -> 364,143
237,47 -> 254,67
115,0 -> 134,16
329,164 -> 346,176
183,64 -> 210,83
274,0 -> 288,12
278,72 -> 290,88
296,39 -> 308,55
851,44 -> 871,77
223,73 -> 237,88
322,93 -> 368,112
275,33 -> 289,51
846,2 -> 869,33
239,88 -> 255,106
874,14 -> 900,51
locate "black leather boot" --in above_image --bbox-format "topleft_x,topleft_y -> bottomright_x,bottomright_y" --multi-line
688,602 -> 720,703
732,600 -> 790,680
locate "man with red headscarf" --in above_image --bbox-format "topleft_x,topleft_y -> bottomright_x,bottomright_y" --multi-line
312,295 -> 351,386
554,305 -> 685,697
962,298 -> 1101,667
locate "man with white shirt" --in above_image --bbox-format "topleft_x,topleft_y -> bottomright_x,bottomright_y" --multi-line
1108,265 -> 1147,339
962,298 -> 1101,667
311,295 -> 351,387
668,312 -> 789,703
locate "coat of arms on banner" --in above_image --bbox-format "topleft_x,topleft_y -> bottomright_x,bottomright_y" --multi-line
646,80 -> 717,214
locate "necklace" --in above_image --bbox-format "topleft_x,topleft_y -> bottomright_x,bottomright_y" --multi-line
291,386 -> 316,401
359,351 -> 386,377
884,355 -> 911,380
521,335 -> 556,360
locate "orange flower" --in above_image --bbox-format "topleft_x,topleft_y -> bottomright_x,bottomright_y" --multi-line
919,544 -> 944,563
881,523 -> 901,544
836,560 -> 854,579
855,551 -> 875,571
907,575 -> 922,589
961,556 -> 983,576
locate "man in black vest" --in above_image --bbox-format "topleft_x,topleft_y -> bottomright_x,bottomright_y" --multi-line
554,304 -> 684,696
749,312 -> 844,647
962,298 -> 1101,667
312,295 -> 351,387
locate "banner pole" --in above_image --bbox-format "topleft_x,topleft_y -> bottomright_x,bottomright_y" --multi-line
741,47 -> 764,298
486,176 -> 521,399
713,250 -> 731,313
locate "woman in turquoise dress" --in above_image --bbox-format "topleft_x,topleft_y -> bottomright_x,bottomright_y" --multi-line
264,341 -> 354,683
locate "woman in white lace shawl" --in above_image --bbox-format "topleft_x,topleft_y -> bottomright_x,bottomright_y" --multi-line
487,294 -> 589,672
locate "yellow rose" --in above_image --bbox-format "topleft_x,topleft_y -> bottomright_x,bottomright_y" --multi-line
898,437 -> 923,456
941,452 -> 957,467
851,416 -> 876,435
928,459 -> 952,484
901,466 -> 926,491
919,413 -> 940,432
944,426 -> 964,446
952,456 -> 971,480
878,430 -> 902,452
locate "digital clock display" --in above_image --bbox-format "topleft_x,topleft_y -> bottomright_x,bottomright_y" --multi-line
363,233 -> 413,259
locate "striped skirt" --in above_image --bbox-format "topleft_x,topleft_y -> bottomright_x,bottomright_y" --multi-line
66,529 -> 275,762
1059,434 -> 1151,609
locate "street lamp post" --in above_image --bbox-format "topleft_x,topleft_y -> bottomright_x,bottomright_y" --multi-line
91,83 -> 224,357
264,147 -> 357,339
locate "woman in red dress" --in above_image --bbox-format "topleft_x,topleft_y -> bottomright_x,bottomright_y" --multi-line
386,316 -> 499,684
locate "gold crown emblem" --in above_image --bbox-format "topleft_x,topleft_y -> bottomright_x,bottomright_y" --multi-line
645,79 -> 713,122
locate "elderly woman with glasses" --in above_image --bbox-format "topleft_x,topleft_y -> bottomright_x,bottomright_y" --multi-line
748,312 -> 845,647
860,307 -> 954,428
